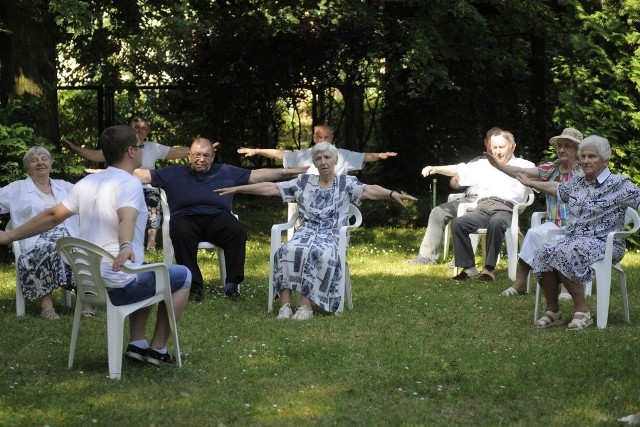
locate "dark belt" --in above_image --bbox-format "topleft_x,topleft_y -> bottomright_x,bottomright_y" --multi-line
478,197 -> 514,209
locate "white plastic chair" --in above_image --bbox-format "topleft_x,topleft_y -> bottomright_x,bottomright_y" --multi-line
442,193 -> 479,262
6,220 -> 72,316
56,236 -> 181,379
160,189 -> 228,288
533,207 -> 640,329
453,189 -> 534,280
268,203 -> 362,314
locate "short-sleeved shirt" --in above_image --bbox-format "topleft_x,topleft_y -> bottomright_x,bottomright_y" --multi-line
62,166 -> 147,287
140,140 -> 170,170
282,148 -> 365,175
538,160 -> 582,226
150,164 -> 251,216
456,156 -> 536,203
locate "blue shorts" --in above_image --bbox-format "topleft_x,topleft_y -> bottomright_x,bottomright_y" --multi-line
108,264 -> 191,306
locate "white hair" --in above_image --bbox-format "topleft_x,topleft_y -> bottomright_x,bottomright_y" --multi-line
578,135 -> 611,162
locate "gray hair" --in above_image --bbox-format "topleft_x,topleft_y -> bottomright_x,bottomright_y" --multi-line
311,141 -> 338,161
23,146 -> 52,169
579,135 -> 611,162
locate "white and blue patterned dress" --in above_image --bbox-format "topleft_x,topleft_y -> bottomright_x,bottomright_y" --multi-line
274,174 -> 364,312
533,170 -> 640,285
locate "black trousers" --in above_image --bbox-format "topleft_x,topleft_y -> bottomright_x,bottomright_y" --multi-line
169,213 -> 247,291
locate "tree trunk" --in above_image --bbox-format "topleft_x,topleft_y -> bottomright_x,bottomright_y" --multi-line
0,0 -> 59,143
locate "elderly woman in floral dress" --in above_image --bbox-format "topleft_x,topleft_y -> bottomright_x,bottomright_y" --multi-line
217,141 -> 416,320
532,135 -> 640,330
0,147 -> 80,319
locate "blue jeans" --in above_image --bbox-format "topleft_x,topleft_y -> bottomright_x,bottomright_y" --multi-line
108,265 -> 191,306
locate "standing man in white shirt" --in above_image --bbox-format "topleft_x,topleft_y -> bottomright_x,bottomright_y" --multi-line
422,130 -> 535,282
237,124 -> 397,174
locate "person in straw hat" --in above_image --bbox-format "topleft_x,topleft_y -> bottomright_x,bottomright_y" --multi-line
484,127 -> 583,297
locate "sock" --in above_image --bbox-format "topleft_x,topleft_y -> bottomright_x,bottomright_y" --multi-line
130,339 -> 149,349
151,347 -> 168,354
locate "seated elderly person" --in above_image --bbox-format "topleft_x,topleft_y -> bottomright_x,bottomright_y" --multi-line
484,128 -> 583,297
532,135 -> 640,330
216,141 -> 417,320
422,130 -> 535,282
0,146 -> 80,319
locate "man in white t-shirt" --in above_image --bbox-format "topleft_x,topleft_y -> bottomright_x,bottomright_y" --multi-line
422,130 -> 535,282
237,124 -> 397,174
61,117 -> 195,250
0,125 -> 191,366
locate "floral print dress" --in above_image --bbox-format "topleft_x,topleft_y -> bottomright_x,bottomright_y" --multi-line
533,171 -> 640,285
273,174 -> 364,312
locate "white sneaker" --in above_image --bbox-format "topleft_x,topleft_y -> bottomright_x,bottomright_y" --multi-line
277,303 -> 293,320
292,305 -> 313,321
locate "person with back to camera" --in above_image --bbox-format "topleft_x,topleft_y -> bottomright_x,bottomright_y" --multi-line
406,127 -> 502,265
484,127 -> 583,298
61,116 -> 200,250
422,130 -> 535,282
216,141 -> 417,320
0,146 -> 80,320
532,135 -> 640,330
134,137 -> 310,303
0,125 -> 192,364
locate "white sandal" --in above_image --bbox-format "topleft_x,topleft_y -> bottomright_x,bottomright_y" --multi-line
533,310 -> 564,328
499,286 -> 526,297
567,311 -> 593,331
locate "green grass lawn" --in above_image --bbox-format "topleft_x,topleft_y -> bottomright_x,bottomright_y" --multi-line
1,200 -> 639,426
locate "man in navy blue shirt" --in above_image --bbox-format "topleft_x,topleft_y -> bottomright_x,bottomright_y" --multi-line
136,137 -> 307,302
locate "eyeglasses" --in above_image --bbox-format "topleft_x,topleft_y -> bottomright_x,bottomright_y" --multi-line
189,153 -> 213,159
130,144 -> 145,150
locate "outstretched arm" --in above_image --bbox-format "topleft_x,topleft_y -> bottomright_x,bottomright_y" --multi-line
362,185 -> 417,207
247,166 -> 309,184
484,152 -> 538,179
516,172 -> 558,196
363,152 -> 398,162
421,164 -> 459,178
237,147 -> 284,160
61,139 -> 106,163
215,182 -> 280,197
133,169 -> 152,184
0,203 -> 74,245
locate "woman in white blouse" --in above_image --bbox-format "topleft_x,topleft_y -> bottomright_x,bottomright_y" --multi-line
0,147 -> 80,319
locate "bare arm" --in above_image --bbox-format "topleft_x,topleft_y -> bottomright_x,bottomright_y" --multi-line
215,182 -> 280,197
516,172 -> 559,196
237,147 -> 284,160
421,164 -> 459,178
361,185 -> 418,207
0,203 -> 74,245
247,166 -> 309,184
112,206 -> 138,271
164,146 -> 190,160
134,169 -> 152,184
363,152 -> 398,162
61,139 -> 106,163
484,152 -> 538,179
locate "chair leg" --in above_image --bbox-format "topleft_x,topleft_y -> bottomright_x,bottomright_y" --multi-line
533,280 -> 541,323
217,248 -> 227,288
15,277 -> 25,316
595,266 -> 612,329
68,302 -> 83,369
106,308 -> 126,380
617,268 -> 630,323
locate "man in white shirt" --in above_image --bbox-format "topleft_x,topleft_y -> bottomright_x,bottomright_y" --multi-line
0,125 -> 191,366
237,124 -> 397,174
61,117 -> 195,250
422,130 -> 535,282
